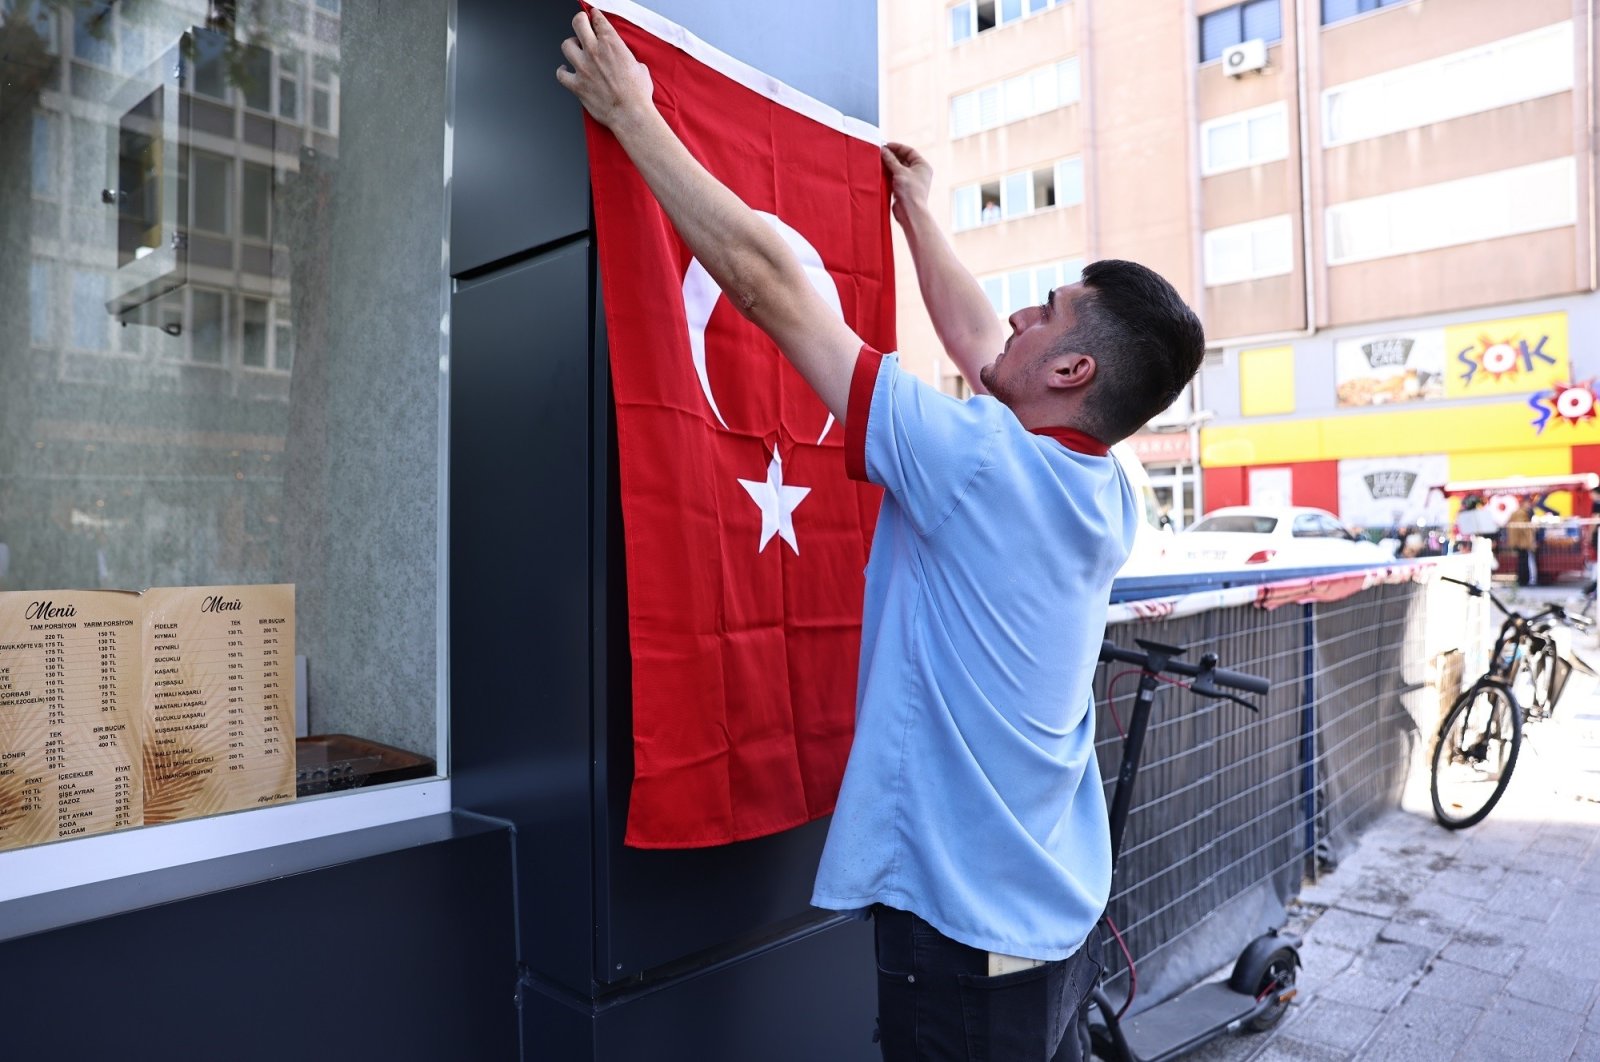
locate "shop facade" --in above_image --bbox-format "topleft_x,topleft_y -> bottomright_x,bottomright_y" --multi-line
1198,294 -> 1600,534
0,1 -> 880,1058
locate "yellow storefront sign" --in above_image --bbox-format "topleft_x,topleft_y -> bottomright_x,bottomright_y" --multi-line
1200,400 -> 1587,466
1443,311 -> 1570,399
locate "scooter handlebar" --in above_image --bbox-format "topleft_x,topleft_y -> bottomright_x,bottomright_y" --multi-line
1098,640 -> 1269,695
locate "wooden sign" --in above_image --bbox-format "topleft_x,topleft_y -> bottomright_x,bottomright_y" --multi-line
0,585 -> 295,852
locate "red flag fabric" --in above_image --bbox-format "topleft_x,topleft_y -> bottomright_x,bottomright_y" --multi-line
582,2 -> 894,847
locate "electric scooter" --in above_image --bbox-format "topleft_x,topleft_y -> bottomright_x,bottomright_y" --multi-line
1089,638 -> 1302,1062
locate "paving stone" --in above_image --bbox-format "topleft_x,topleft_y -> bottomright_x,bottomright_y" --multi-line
1317,970 -> 1412,1012
1362,996 -> 1484,1062
1488,869 -> 1569,921
1292,939 -> 1357,989
1334,873 -> 1419,919
1378,917 -> 1452,953
1397,887 -> 1484,933
1571,1032 -> 1600,1062
1249,1036 -> 1352,1062
1361,940 -> 1434,982
1473,997 -> 1584,1059
1408,959 -> 1508,1010
1439,934 -> 1525,976
1506,963 -> 1600,1015
1453,1032 -> 1540,1061
1303,908 -> 1388,953
1272,998 -> 1384,1051
1431,868 -> 1505,902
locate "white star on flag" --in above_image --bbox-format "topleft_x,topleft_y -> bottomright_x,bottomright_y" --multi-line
738,446 -> 812,554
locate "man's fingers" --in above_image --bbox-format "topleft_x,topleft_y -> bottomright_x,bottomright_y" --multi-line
560,36 -> 585,71
555,64 -> 576,91
571,10 -> 598,48
590,8 -> 614,38
879,145 -> 906,175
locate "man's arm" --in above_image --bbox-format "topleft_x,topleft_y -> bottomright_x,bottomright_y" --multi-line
557,10 -> 860,423
880,143 -> 1004,395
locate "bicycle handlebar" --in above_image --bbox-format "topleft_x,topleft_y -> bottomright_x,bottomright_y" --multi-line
1099,640 -> 1270,696
1438,574 -> 1593,630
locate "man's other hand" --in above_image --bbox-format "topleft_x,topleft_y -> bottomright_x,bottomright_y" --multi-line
881,142 -> 933,228
557,9 -> 654,129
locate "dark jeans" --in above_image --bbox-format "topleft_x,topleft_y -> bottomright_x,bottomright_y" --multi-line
873,905 -> 1102,1062
1516,547 -> 1535,586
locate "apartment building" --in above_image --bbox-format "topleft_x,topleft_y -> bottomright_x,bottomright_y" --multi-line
883,0 -> 1600,530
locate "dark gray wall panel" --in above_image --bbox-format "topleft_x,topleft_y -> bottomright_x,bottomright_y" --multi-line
450,241 -> 595,993
453,0 -> 591,273
592,918 -> 878,1062
0,815 -> 518,1060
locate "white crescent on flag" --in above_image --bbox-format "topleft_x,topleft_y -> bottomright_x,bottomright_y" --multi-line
682,211 -> 841,445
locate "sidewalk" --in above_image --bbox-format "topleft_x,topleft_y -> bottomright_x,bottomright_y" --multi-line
1189,585 -> 1600,1062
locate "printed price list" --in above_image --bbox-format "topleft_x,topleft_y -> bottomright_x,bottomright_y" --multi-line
0,591 -> 143,850
141,585 -> 296,823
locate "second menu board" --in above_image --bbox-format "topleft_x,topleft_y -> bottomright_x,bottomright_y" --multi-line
142,586 -> 296,825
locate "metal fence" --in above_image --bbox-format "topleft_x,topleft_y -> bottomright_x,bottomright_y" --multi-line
1094,553 -> 1490,1013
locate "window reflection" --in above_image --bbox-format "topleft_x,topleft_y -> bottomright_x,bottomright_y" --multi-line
0,0 -> 443,773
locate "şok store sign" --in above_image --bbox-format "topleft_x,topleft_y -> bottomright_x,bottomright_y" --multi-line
1207,310 -> 1600,522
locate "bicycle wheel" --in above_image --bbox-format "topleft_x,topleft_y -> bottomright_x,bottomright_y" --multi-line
1431,681 -> 1522,829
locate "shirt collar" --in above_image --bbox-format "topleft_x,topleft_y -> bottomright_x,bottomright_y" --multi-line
1029,426 -> 1110,457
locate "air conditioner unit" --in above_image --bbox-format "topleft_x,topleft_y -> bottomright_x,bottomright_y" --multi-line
1222,39 -> 1268,77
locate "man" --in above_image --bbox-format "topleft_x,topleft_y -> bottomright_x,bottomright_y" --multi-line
1508,499 -> 1537,586
559,12 -> 1205,1060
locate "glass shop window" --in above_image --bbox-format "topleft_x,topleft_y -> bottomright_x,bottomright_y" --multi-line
0,0 -> 450,866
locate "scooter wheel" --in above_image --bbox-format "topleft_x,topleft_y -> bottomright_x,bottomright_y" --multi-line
1228,935 -> 1300,1032
1243,946 -> 1298,1031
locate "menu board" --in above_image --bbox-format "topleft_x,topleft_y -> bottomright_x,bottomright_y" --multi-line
0,585 -> 295,852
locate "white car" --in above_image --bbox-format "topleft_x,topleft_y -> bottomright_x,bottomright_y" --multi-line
1165,506 -> 1393,569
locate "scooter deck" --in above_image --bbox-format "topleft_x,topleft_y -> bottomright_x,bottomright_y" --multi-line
1119,981 -> 1260,1061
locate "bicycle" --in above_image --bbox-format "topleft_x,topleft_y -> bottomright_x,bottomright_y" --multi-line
1430,575 -> 1594,829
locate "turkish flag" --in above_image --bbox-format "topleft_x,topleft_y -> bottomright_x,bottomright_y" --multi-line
582,3 -> 894,847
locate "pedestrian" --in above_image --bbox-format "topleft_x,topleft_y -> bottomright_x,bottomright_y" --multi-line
1509,499 -> 1537,586
559,14 -> 1207,1059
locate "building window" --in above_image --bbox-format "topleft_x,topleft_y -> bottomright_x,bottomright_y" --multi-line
31,113 -> 55,197
1199,0 -> 1281,63
953,157 -> 1084,231
951,58 -> 1079,138
29,263 -> 53,347
949,0 -> 1063,44
1200,103 -> 1288,175
1203,214 -> 1294,286
312,56 -> 339,133
1322,22 -> 1573,147
277,51 -> 302,120
71,1 -> 113,67
69,271 -> 108,351
1321,0 -> 1407,26
978,259 -> 1087,318
1325,157 -> 1576,265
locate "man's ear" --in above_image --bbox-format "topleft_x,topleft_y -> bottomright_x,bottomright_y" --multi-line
1046,351 -> 1096,391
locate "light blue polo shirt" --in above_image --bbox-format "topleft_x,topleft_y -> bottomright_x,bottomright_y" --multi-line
811,349 -> 1137,960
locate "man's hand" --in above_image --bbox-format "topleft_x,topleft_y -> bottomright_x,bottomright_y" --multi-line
553,7 -> 861,424
557,10 -> 654,129
881,142 -> 933,229
880,142 -> 1002,392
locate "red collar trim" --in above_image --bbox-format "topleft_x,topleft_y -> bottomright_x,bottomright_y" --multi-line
1030,426 -> 1110,456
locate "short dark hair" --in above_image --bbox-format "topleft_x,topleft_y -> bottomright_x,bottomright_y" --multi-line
1053,259 -> 1206,443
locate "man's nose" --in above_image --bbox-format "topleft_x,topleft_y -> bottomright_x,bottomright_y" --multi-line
1007,306 -> 1034,333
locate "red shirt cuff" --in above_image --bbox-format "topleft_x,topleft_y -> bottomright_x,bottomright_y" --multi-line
846,345 -> 884,483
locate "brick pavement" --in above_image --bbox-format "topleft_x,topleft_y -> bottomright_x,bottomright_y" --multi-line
1177,586 -> 1600,1062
